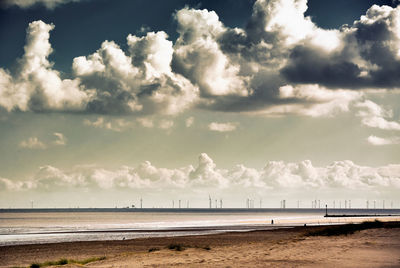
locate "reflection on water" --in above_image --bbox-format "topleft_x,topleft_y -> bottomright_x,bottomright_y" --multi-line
1,209 -> 399,246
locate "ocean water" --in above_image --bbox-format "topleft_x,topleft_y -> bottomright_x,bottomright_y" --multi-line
1,209 -> 399,246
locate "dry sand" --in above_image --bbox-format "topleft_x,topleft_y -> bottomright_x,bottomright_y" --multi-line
1,225 -> 400,267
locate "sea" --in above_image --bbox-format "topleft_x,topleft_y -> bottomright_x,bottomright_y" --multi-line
1,208 -> 399,246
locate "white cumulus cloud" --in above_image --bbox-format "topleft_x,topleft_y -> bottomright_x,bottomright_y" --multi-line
83,117 -> 132,132
367,135 -> 400,145
356,100 -> 400,130
19,137 -> 46,149
73,31 -> 199,115
1,154 -> 400,192
185,116 -> 194,127
19,132 -> 67,149
53,132 -> 67,146
0,21 -> 91,112
208,122 -> 238,132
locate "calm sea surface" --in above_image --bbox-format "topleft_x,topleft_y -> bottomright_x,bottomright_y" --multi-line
1,209 -> 399,246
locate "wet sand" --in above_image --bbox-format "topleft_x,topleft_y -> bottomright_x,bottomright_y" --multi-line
1,224 -> 400,267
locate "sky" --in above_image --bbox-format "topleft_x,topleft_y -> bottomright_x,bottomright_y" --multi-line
0,0 -> 400,209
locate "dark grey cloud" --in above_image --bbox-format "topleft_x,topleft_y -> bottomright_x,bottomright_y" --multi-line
282,4 -> 400,89
281,45 -> 365,88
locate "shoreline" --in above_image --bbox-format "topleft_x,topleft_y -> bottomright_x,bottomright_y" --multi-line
2,216 -> 400,247
1,222 -> 400,267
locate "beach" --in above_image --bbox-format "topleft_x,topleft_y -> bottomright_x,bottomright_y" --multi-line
1,223 -> 400,267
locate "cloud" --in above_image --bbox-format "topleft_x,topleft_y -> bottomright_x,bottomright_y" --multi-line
367,135 -> 400,145
172,7 -> 249,97
1,0 -> 82,9
171,1 -> 398,114
208,122 -> 238,132
282,4 -> 400,89
19,132 -> 67,149
352,99 -> 400,145
135,117 -> 175,130
361,117 -> 400,130
251,84 -> 362,117
355,100 -> 400,130
53,132 -> 67,146
83,117 -> 132,132
1,1 -> 400,117
159,119 -> 174,129
185,116 -> 194,127
136,117 -> 154,128
73,31 -> 199,115
83,116 -> 174,131
0,21 -> 91,112
0,177 -> 35,191
19,137 -> 46,149
0,21 -> 198,115
2,153 -> 400,192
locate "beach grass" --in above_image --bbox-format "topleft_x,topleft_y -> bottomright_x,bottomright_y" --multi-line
167,243 -> 185,251
148,247 -> 160,252
166,243 -> 212,251
29,256 -> 106,267
305,220 -> 400,236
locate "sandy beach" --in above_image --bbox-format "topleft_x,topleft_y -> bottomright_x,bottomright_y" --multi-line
1,223 -> 400,268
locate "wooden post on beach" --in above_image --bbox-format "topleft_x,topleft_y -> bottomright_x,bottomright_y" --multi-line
325,204 -> 328,216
